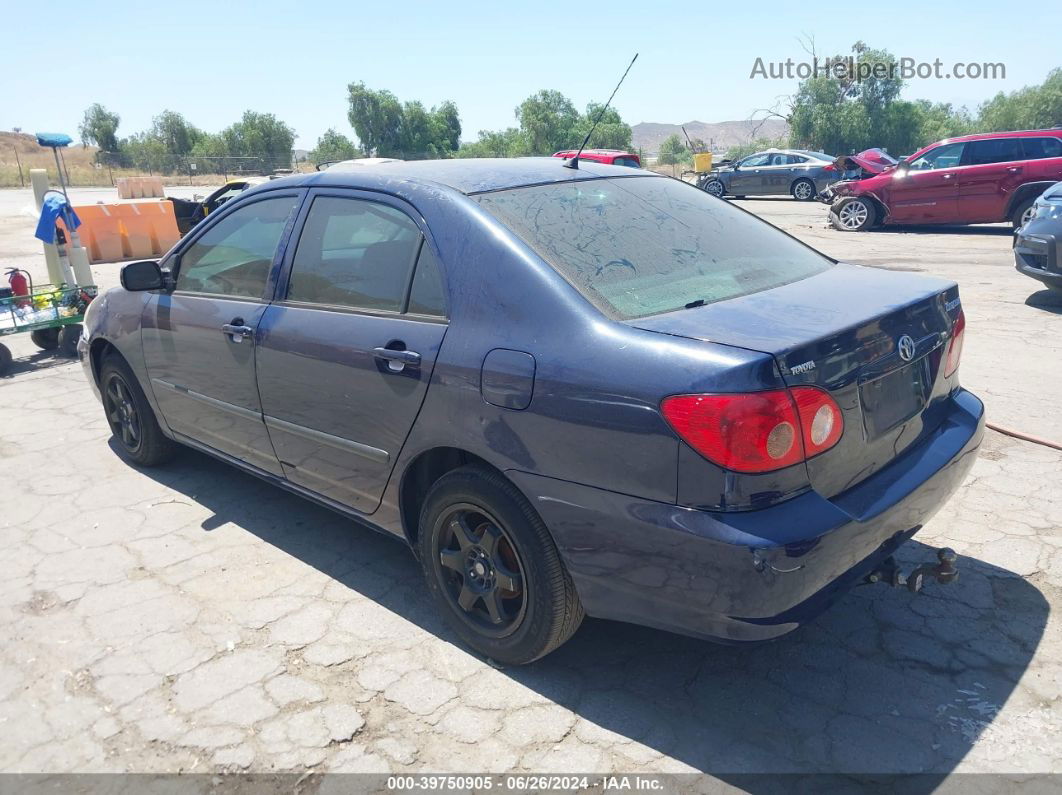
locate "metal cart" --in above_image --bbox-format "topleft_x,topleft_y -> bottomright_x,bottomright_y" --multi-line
0,271 -> 96,375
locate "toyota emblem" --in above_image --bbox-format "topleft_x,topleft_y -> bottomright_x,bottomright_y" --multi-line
897,335 -> 916,362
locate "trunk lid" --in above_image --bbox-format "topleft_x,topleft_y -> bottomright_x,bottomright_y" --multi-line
632,263 -> 961,499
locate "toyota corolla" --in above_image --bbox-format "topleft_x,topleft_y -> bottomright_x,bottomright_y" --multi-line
79,159 -> 983,664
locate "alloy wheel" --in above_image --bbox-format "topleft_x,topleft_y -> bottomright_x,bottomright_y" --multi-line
1020,204 -> 1036,228
794,181 -> 814,200
705,180 -> 724,198
434,504 -> 527,638
838,199 -> 870,230
104,374 -> 141,451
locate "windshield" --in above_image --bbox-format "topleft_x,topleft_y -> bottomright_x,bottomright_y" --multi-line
473,176 -> 833,320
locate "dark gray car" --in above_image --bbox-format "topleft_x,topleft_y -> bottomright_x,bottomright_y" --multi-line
699,149 -> 838,201
1015,181 -> 1062,292
77,158 -> 982,665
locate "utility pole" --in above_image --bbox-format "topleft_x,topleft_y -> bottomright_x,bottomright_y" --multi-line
12,146 -> 24,187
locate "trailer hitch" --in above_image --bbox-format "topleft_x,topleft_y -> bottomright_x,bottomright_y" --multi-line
865,547 -> 958,593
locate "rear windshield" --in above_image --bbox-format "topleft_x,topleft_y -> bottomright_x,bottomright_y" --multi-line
473,176 -> 833,319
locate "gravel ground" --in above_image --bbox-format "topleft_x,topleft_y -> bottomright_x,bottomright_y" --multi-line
0,185 -> 1059,780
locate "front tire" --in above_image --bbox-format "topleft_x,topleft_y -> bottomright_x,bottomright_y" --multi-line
418,466 -> 583,665
1012,198 -> 1036,230
703,179 -> 725,198
791,178 -> 817,201
830,197 -> 876,231
100,354 -> 176,467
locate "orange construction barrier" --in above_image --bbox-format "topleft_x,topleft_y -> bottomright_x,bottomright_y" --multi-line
72,199 -> 182,263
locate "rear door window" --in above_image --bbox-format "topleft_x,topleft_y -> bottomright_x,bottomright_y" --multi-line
473,176 -> 832,320
1021,137 -> 1062,160
406,244 -> 447,317
965,138 -> 1023,165
286,196 -> 421,312
176,195 -> 299,298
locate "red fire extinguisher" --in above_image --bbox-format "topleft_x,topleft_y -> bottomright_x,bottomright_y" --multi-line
6,268 -> 31,308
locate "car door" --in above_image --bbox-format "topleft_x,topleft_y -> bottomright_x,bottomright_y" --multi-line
956,137 -> 1025,223
141,192 -> 302,474
255,190 -> 448,513
759,152 -> 796,194
887,142 -> 964,223
729,153 -> 770,194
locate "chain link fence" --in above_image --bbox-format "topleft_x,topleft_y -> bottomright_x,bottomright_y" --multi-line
94,151 -> 299,184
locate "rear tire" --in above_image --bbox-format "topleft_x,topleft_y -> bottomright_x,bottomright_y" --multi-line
1012,197 -> 1036,230
58,325 -> 81,357
830,197 -> 876,231
0,343 -> 11,376
418,465 -> 584,665
791,178 -> 817,201
100,353 -> 176,467
30,328 -> 60,351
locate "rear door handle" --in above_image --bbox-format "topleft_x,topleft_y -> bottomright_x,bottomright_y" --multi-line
373,347 -> 421,370
221,319 -> 254,343
1007,166 -> 1023,173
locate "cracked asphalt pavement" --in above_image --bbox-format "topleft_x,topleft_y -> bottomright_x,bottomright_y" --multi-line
0,189 -> 1060,777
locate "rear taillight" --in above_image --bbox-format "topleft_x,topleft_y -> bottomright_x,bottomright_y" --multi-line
944,309 -> 965,377
823,163 -> 837,172
660,387 -> 843,474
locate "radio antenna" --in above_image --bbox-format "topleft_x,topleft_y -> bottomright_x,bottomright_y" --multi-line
564,53 -> 639,170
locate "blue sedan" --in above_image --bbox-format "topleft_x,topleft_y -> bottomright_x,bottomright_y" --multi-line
79,158 -> 983,664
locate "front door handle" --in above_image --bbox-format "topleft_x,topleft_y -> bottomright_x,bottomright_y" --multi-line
1007,166 -> 1023,174
373,347 -> 421,371
221,319 -> 254,343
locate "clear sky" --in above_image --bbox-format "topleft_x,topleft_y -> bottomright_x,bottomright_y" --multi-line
2,0 -> 1058,149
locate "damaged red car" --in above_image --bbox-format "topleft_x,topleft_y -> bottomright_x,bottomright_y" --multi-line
823,130 -> 1062,231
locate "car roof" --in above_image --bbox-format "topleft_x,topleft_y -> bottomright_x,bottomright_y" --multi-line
264,157 -> 656,195
933,128 -> 1062,145
552,149 -> 637,157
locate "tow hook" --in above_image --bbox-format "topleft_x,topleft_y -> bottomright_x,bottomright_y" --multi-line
865,547 -> 958,593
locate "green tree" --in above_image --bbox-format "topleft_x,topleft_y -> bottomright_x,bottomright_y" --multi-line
218,111 -> 295,169
78,103 -> 121,152
515,90 -> 580,154
978,69 -> 1062,131
571,103 -> 633,151
310,128 -> 360,163
457,128 -> 528,158
120,131 -> 170,172
347,83 -> 461,158
656,134 -> 689,166
151,110 -> 202,155
347,82 -> 403,156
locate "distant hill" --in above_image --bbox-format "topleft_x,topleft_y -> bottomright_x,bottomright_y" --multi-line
632,119 -> 789,154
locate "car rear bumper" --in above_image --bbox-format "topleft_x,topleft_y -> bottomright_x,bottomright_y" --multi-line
1015,229 -> 1062,289
509,388 -> 984,644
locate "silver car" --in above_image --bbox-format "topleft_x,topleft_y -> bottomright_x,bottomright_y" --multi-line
698,149 -> 838,201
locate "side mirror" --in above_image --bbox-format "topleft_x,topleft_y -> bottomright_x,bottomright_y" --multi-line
120,260 -> 164,291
